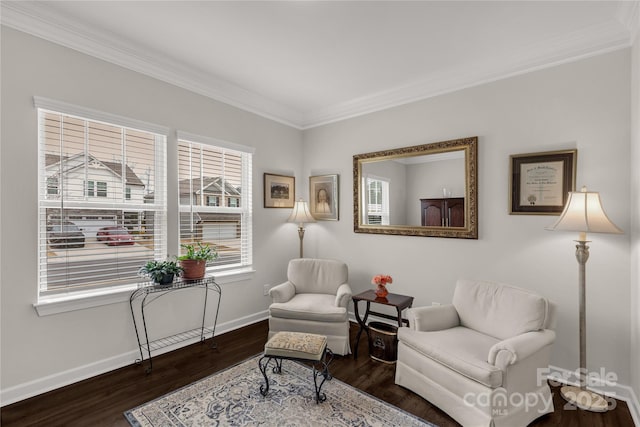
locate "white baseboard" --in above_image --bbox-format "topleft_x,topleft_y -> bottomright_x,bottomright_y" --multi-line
0,310 -> 269,407
546,365 -> 639,425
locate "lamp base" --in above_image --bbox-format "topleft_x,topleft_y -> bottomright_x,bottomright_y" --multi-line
560,385 -> 609,412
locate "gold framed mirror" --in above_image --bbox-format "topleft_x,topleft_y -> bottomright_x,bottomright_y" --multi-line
353,136 -> 478,239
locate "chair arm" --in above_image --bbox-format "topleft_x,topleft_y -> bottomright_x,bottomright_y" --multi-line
268,281 -> 296,303
406,304 -> 460,331
488,329 -> 556,369
335,283 -> 352,308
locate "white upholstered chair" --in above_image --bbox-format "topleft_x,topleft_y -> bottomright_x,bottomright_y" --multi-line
395,279 -> 556,427
268,258 -> 352,355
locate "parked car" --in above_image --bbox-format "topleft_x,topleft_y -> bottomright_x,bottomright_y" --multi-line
97,226 -> 135,246
47,222 -> 85,249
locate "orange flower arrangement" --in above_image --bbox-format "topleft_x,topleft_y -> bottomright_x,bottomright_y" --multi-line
371,274 -> 393,286
372,274 -> 392,297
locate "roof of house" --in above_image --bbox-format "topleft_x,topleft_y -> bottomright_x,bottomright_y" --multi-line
178,177 -> 241,196
45,153 -> 145,186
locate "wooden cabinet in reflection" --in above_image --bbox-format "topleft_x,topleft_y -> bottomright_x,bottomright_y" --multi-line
420,198 -> 465,227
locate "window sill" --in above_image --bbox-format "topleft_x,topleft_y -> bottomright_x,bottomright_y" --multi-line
33,267 -> 255,316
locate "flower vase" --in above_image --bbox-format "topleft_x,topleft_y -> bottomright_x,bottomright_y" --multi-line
375,284 -> 389,298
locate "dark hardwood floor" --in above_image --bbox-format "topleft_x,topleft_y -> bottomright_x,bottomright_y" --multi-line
1,320 -> 634,426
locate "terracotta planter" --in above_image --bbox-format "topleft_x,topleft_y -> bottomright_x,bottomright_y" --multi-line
180,259 -> 207,280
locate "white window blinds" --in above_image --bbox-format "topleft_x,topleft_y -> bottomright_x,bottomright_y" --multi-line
177,135 -> 253,271
37,105 -> 167,297
364,176 -> 390,225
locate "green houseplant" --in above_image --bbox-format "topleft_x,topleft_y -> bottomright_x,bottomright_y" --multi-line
177,242 -> 218,280
138,260 -> 183,285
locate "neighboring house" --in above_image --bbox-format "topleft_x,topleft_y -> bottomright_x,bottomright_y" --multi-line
45,153 -> 145,202
178,177 -> 242,241
157,177 -> 243,242
45,153 -> 146,235
177,177 -> 241,208
179,211 -> 242,242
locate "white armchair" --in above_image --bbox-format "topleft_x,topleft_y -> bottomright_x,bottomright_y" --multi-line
268,258 -> 352,355
395,279 -> 556,427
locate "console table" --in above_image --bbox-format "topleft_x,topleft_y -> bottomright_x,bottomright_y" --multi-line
352,290 -> 414,359
129,276 -> 221,373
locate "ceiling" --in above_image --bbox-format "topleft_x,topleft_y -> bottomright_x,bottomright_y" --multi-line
2,1 -> 638,129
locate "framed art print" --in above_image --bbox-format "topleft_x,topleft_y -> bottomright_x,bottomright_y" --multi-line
309,174 -> 339,220
509,149 -> 577,215
264,173 -> 295,208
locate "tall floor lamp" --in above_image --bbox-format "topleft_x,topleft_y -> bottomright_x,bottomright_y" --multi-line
546,186 -> 622,412
287,199 -> 316,258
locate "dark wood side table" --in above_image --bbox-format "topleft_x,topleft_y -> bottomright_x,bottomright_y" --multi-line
352,290 -> 414,359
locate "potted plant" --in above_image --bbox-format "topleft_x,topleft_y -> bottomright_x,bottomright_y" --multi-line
177,242 -> 218,280
138,260 -> 183,285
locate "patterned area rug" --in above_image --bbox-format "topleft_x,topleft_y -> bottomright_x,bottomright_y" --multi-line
124,355 -> 435,426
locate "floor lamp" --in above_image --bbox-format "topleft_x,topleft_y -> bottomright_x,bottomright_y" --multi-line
546,186 -> 622,412
287,199 -> 316,258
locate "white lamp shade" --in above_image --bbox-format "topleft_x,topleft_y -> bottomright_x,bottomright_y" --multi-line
546,187 -> 622,235
287,199 -> 316,225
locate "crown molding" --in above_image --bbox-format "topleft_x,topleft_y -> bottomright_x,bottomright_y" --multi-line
1,1 -> 636,131
616,0 -> 640,42
301,19 -> 633,129
0,2 -> 305,129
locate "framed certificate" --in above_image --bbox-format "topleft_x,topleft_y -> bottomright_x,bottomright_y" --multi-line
509,149 -> 577,215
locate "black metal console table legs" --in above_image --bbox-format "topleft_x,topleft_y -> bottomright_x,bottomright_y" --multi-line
129,277 -> 222,373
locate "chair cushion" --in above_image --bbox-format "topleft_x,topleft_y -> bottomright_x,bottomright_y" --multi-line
398,326 -> 503,388
264,331 -> 327,361
288,258 -> 348,294
453,279 -> 549,340
269,294 -> 347,322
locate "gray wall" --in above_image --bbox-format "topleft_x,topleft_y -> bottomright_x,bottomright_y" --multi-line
303,50 -> 631,389
631,26 -> 640,404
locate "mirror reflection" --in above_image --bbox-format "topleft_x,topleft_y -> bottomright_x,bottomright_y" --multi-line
353,137 -> 478,239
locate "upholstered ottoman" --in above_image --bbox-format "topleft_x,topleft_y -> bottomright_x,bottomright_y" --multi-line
259,331 -> 333,403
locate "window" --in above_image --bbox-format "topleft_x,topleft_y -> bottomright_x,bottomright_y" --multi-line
85,180 -> 107,197
177,132 -> 253,271
37,99 -> 167,298
86,180 -> 95,196
363,176 -> 390,225
96,181 -> 107,197
47,177 -> 59,195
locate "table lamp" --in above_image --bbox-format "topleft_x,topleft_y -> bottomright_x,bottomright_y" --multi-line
287,199 -> 316,258
546,186 -> 622,411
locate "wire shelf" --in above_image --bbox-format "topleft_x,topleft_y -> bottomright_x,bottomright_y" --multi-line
142,327 -> 213,352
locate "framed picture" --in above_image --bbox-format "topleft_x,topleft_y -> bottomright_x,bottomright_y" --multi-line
264,173 -> 295,208
309,174 -> 339,220
509,149 -> 577,215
